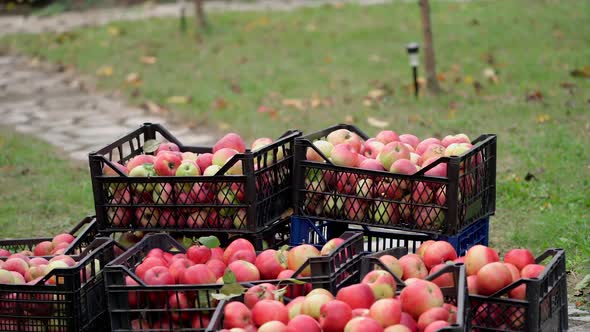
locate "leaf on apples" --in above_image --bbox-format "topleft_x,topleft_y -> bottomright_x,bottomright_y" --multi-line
273,286 -> 287,301
143,139 -> 161,154
282,278 -> 307,285
216,282 -> 245,299
198,235 -> 221,249
223,271 -> 237,284
182,237 -> 195,249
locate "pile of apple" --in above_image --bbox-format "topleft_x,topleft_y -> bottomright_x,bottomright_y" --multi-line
0,233 -> 79,285
102,133 -> 284,230
124,237 -> 349,330
304,128 -> 481,229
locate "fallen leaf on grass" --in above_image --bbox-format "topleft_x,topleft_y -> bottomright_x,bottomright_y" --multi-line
447,108 -> 458,119
125,72 -> 142,86
218,122 -> 231,130
213,98 -> 228,110
367,117 -> 389,129
324,56 -> 333,64
230,83 -> 242,94
108,26 -> 124,37
526,91 -> 544,102
140,101 -> 169,114
483,68 -> 499,83
96,66 -> 113,77
344,115 -> 354,123
570,66 -> 590,78
282,99 -> 305,110
166,96 -> 191,105
463,75 -> 474,84
473,81 -> 483,95
535,114 -> 551,123
139,56 -> 157,65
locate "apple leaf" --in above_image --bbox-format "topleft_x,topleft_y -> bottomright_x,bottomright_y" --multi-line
143,139 -> 161,154
282,278 -> 307,285
181,237 -> 195,249
277,250 -> 287,266
223,271 -> 237,284
273,286 -> 287,301
220,282 -> 245,297
198,235 -> 220,249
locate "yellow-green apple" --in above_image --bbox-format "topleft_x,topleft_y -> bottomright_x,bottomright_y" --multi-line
168,258 -> 193,283
213,133 -> 246,153
255,249 -> 287,279
126,154 -> 156,171
217,187 -> 239,217
168,292 -> 190,322
417,307 -> 450,331
369,298 -> 402,327
228,250 -> 256,265
223,239 -> 255,264
135,206 -> 160,227
191,313 -> 211,329
287,296 -> 305,319
182,151 -> 199,162
252,299 -> 289,326
45,260 -> 69,285
356,178 -> 374,198
33,241 -> 54,256
225,159 -> 243,175
409,153 -> 422,166
175,160 -> 200,192
421,144 -> 446,163
319,300 -> 353,332
9,272 -> 25,284
362,270 -> 397,300
187,244 -> 211,264
258,321 -> 287,332
428,264 -> 454,288
223,301 -> 252,329
398,254 -> 428,280
102,161 -> 128,176
465,245 -> 500,276
307,140 -> 334,162
476,262 -> 513,295
504,263 -> 521,282
336,283 -> 376,309
359,159 -> 385,171
399,312 -> 418,332
245,283 -> 277,309
320,238 -> 345,256
444,143 -> 472,157
289,314 -> 322,332
345,198 -> 368,221
227,261 -> 260,282
327,129 -> 363,153
413,207 -> 444,230
181,264 -> 216,284
441,134 -> 470,148
156,142 -> 180,154
416,240 -> 436,259
370,202 -> 399,225
212,148 -> 239,167
204,164 -> 222,176
196,152 -> 213,172
301,293 -> 334,319
154,151 -> 183,176
503,248 -> 535,271
377,142 -> 410,170
422,241 -> 458,269
24,265 -> 47,282
332,144 -> 359,167
152,183 -> 173,204
400,279 -> 444,320
206,259 -> 226,279
135,256 -> 167,280
233,208 -> 248,229
2,258 -> 28,277
129,164 -> 156,193
390,159 -> 418,175
287,245 -> 320,277
384,325 -> 412,332
423,320 -> 450,332
415,138 -> 442,156
377,255 -> 403,279
364,139 -> 385,159
376,130 -> 400,145
344,316 -> 384,332
251,137 -> 273,151
399,134 -> 420,149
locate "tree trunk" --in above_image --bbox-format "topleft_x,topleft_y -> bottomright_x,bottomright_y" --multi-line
419,0 -> 442,94
194,0 -> 208,30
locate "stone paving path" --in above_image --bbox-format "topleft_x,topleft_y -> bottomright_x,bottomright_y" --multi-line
0,55 -> 216,161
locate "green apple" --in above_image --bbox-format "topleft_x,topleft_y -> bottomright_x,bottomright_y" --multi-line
128,164 -> 156,193
175,161 -> 200,193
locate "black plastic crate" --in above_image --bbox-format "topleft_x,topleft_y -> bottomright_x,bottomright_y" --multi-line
0,237 -> 121,332
291,215 -> 489,256
470,249 -> 567,332
0,216 -> 99,259
89,123 -> 302,234
294,124 -> 496,236
360,248 -> 469,332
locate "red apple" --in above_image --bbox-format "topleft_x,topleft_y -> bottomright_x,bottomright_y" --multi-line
135,257 -> 167,280
416,240 -> 436,259
422,241 -> 458,269
344,317 -> 384,332
287,245 -> 320,277
2,258 -> 28,277
126,276 -> 141,308
476,262 -> 513,295
441,134 -> 470,147
156,142 -> 180,154
206,259 -> 226,279
143,266 -> 174,285
196,153 -> 214,173
126,154 -> 156,172
504,263 -> 521,282
191,313 -> 211,329
364,140 -> 385,159
52,233 -> 75,247
424,320 -> 450,332
503,248 -> 536,271
168,258 -> 193,283
332,144 -> 359,167
384,325 -> 412,332
289,314 -> 322,332
228,250 -> 257,265
327,129 -> 363,153
400,279 -> 444,320
428,264 -> 454,288
258,321 -> 287,332
375,130 -> 400,145
521,264 -> 545,278
377,142 -> 410,170
390,159 -> 417,175
214,133 -> 246,153
154,151 -> 183,176
319,300 -> 353,332
399,134 -> 420,148
244,283 -> 277,309
362,270 -> 397,300
181,264 -> 216,284
168,292 -> 191,322
301,293 -> 334,319
255,249 -> 287,280
399,312 -> 418,332
227,260 -> 260,282
370,298 -> 402,327
465,245 -> 500,276
187,245 -> 212,264
224,239 -> 256,265
306,140 -> 334,162
359,159 -> 385,171
336,283 -> 375,309
352,308 -> 371,318
398,254 -> 428,280
33,241 -> 54,256
467,275 -> 478,294
417,307 -> 450,331
415,138 -> 442,155
252,300 -> 289,326
224,301 -> 252,329
377,255 -> 403,280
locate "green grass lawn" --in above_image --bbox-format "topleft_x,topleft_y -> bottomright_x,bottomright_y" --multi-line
1,0 -> 589,280
0,129 -> 94,238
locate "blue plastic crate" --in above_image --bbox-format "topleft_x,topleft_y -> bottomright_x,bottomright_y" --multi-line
290,215 -> 489,256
